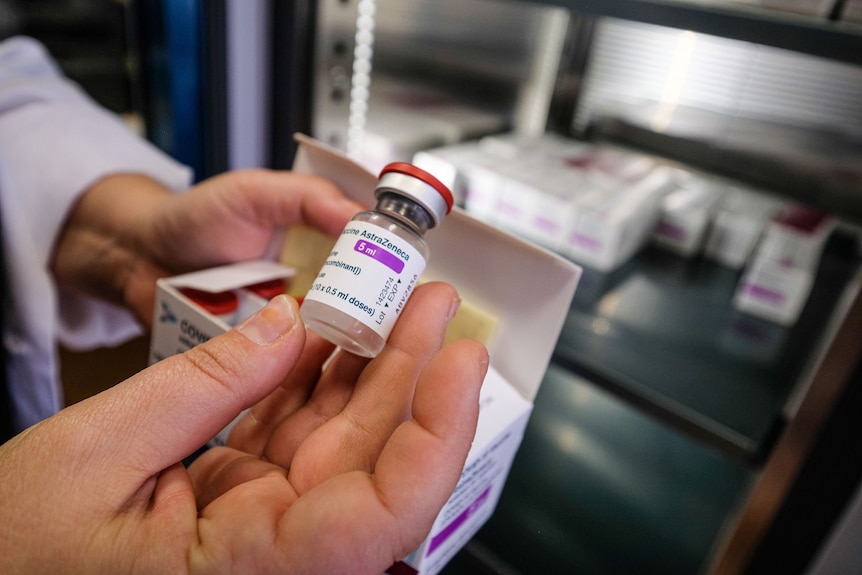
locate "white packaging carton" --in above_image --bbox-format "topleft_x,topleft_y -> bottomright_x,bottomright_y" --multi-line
412,141 -> 494,207
149,260 -> 297,445
149,135 -> 581,575
703,186 -> 787,269
519,172 -> 583,252
652,174 -> 725,257
461,161 -> 511,224
361,113 -> 449,177
733,205 -> 834,325
360,77 -> 507,175
150,260 -> 295,363
396,365 -> 531,575
476,132 -> 672,271
561,166 -> 676,271
478,131 -> 593,161
290,134 -> 580,575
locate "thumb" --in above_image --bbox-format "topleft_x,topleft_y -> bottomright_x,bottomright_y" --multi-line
74,294 -> 306,475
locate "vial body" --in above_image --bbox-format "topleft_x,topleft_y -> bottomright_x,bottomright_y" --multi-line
300,209 -> 430,357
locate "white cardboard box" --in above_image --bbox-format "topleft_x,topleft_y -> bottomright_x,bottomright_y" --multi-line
149,260 -> 295,363
149,135 -> 582,575
560,166 -> 675,271
703,187 -> 787,269
398,365 -> 532,574
733,205 -> 834,325
651,175 -> 725,257
149,261 -> 297,445
360,77 -> 507,175
425,133 -> 674,271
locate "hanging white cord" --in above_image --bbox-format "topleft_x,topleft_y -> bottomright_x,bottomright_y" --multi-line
347,0 -> 376,161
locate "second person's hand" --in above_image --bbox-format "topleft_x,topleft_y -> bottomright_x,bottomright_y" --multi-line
0,281 -> 488,575
52,169 -> 360,327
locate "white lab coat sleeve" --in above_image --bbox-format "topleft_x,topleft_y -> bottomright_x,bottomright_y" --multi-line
0,37 -> 193,431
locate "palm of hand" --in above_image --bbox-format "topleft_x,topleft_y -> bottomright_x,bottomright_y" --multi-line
183,286 -> 485,574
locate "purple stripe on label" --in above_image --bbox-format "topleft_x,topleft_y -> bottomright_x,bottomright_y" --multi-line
497,202 -> 520,217
568,232 -> 602,252
742,283 -> 786,304
354,240 -> 405,273
534,216 -> 559,233
427,486 -> 492,556
654,221 -> 687,242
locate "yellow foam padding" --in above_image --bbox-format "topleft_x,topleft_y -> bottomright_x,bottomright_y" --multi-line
415,279 -> 498,347
443,295 -> 499,348
280,228 -> 499,347
279,226 -> 337,298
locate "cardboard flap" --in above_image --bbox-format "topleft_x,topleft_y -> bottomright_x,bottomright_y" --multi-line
167,261 -> 295,293
292,134 -> 581,401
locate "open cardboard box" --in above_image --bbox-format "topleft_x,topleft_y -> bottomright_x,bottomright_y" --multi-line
149,135 -> 581,575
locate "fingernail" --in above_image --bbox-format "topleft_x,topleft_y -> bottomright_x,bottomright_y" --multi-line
448,295 -> 462,321
237,295 -> 297,345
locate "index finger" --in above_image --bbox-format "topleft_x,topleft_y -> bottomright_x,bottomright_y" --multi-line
234,170 -> 363,237
373,338 -> 489,552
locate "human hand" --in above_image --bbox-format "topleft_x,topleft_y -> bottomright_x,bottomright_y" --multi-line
52,170 -> 360,326
0,282 -> 488,574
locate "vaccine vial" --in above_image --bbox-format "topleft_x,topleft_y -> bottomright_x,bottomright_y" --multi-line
300,162 -> 453,357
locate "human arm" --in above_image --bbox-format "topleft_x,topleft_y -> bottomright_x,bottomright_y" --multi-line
0,36 -> 193,428
50,169 -> 359,328
0,281 -> 488,574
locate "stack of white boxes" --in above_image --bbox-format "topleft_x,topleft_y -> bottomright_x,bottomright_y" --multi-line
415,132 -> 677,271
651,174 -> 727,257
733,204 -> 835,325
702,186 -> 789,269
360,77 -> 508,176
414,131 -> 836,326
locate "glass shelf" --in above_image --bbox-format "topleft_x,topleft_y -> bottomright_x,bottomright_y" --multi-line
553,236 -> 860,463
442,365 -> 752,574
514,0 -> 862,65
588,117 -> 862,227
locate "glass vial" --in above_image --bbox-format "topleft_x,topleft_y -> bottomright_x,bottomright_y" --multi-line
300,162 -> 453,357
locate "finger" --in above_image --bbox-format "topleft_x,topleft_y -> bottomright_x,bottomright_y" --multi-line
257,349 -> 369,467
340,281 -> 461,438
264,339 -> 489,575
227,329 -> 338,455
149,171 -> 361,269
64,295 -> 307,483
373,338 -> 489,550
286,282 -> 461,491
187,446 -> 292,509
228,170 -> 362,236
189,339 -> 487,575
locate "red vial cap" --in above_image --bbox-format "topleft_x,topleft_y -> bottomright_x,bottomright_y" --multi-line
179,287 -> 239,317
245,278 -> 288,300
379,162 -> 454,218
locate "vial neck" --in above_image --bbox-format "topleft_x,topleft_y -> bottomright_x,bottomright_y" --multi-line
375,192 -> 433,235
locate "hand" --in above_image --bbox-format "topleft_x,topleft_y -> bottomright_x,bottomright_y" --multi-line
52,170 -> 360,326
0,282 -> 489,574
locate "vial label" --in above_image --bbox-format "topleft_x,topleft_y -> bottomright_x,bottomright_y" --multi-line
304,220 -> 426,340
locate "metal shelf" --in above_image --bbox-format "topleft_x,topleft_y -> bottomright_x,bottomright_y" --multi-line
587,117 -> 862,227
552,236 -> 861,464
508,0 -> 862,64
441,364 -> 752,574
